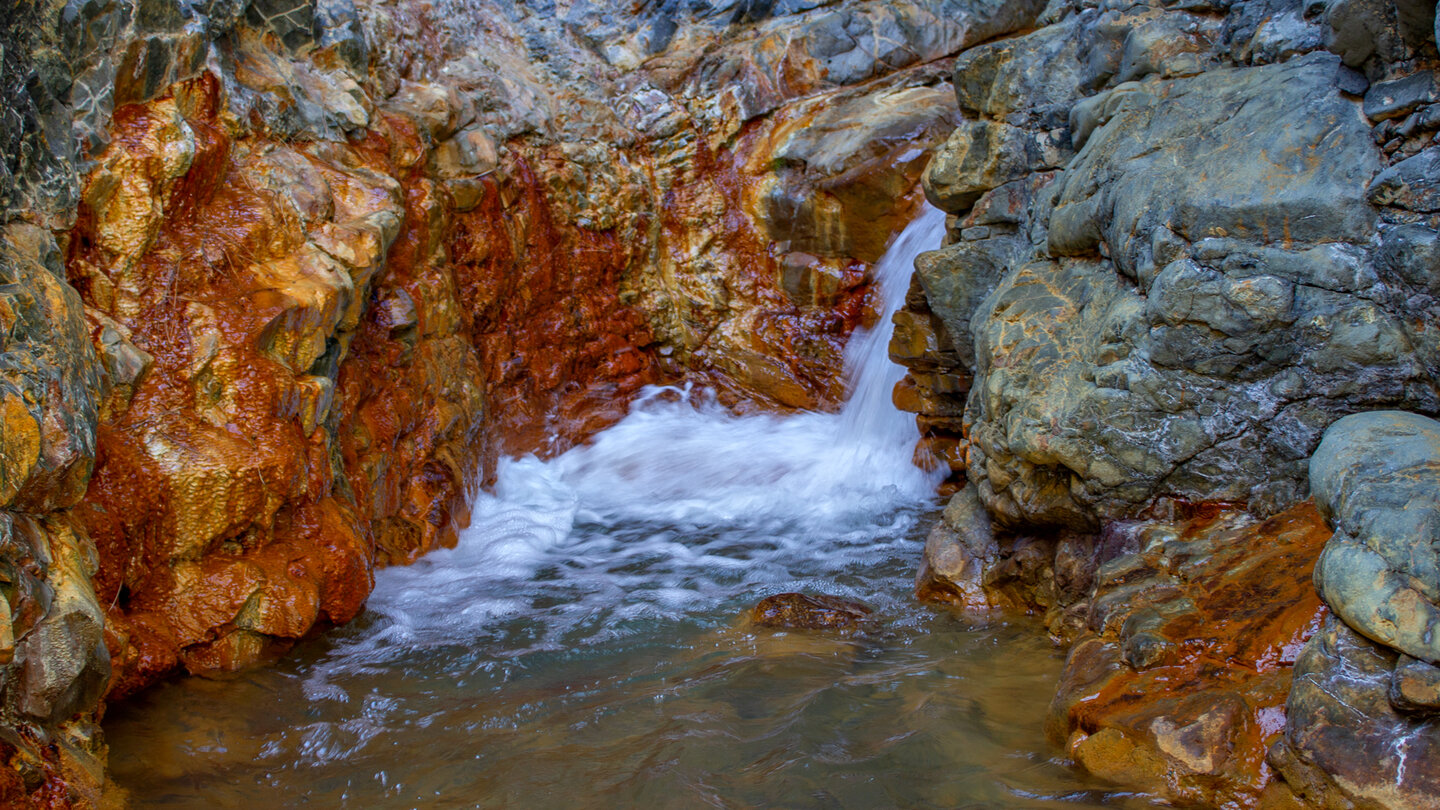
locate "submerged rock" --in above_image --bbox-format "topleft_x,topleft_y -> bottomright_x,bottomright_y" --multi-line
750,593 -> 873,631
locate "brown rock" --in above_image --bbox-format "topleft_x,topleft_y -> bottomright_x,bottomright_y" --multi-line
751,83 -> 958,263
1391,655 -> 1440,713
750,593 -> 873,631
1274,616 -> 1440,809
1048,502 -> 1332,808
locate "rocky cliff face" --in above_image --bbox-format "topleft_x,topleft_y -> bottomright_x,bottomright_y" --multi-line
904,0 -> 1440,532
0,0 -> 1038,804
5,0 -> 1440,804
906,0 -> 1440,807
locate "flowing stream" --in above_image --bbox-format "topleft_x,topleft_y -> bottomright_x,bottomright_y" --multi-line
105,206 -> 1162,808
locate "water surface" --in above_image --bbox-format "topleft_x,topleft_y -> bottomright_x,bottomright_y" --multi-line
106,207 -> 1163,809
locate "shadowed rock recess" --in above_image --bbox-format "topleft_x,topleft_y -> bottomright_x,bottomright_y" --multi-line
1,0 -> 1439,804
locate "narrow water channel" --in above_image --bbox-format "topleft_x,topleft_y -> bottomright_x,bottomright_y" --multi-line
105,208 -> 1163,808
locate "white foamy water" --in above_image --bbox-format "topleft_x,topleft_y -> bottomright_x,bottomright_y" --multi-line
299,204 -> 947,712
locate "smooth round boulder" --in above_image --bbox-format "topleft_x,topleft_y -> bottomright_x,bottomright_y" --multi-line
1310,410 -> 1440,664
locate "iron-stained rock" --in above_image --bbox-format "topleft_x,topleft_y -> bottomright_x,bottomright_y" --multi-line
1050,504 -> 1330,808
750,593 -> 872,631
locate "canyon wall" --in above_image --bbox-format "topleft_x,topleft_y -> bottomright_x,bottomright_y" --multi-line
5,0 -> 1440,804
0,0 -> 1045,804
904,0 -> 1440,807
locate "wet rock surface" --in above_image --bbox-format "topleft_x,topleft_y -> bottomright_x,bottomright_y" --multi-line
1268,411 -> 1440,809
0,0 -> 1438,804
902,4 -> 1440,802
1273,616 -> 1440,810
749,592 -> 873,631
902,0 -> 1440,530
0,222 -> 110,806
1048,503 -> 1331,808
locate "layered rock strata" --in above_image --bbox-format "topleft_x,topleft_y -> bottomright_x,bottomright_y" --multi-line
0,0 -> 1050,804
1048,503 -> 1330,808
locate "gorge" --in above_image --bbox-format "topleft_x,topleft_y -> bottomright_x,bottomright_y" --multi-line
1,0 -> 1440,807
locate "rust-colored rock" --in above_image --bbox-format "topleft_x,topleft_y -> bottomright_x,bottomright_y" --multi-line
47,36 -> 953,720
448,154 -> 664,463
43,11 -> 957,718
63,78 -> 483,697
750,593 -> 873,631
1047,503 -> 1332,808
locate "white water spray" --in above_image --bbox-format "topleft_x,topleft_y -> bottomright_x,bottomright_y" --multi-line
838,202 -> 948,467
302,203 -> 948,705
106,205 -> 1147,810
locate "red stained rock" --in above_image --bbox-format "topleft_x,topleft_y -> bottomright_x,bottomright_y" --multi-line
448,155 -> 665,464
1048,502 -> 1332,808
68,80 -> 486,694
65,64 -> 928,705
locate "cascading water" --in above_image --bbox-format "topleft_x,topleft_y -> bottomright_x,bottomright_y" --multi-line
838,202 -> 946,454
297,204 -> 949,671
104,205 -> 1160,809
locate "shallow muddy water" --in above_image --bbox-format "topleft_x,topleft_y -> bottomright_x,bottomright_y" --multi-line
105,208 -> 1164,809
106,564 -> 1159,809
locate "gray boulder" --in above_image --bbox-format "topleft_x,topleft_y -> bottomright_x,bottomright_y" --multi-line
1369,146 -> 1440,212
1310,410 -> 1440,664
959,53 -> 1427,528
1320,0 -> 1436,67
1049,54 -> 1379,281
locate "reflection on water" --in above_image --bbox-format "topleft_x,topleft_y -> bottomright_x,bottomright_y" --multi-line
106,588 -> 1159,809
105,207 -> 1162,808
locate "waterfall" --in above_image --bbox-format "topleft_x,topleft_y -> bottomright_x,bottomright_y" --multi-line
107,205 -> 1145,810
297,202 -> 949,693
838,203 -> 947,470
